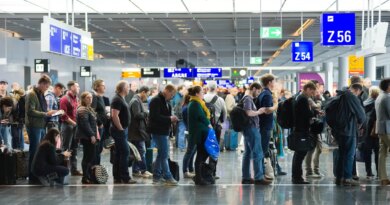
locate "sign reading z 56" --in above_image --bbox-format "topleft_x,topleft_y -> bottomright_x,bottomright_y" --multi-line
321,13 -> 355,46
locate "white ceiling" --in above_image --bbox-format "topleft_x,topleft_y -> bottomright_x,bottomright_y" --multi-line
1,0 -> 390,13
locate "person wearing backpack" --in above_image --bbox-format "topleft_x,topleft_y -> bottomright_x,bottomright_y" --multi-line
257,74 -> 279,180
204,81 -> 227,179
375,78 -> 390,186
240,82 -> 271,185
328,85 -> 365,186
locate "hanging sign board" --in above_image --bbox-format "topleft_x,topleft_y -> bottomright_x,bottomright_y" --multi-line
163,68 -> 193,78
141,68 -> 160,78
260,27 -> 282,39
321,13 -> 356,46
231,68 -> 248,79
348,55 -> 364,76
193,68 -> 222,78
291,41 -> 314,62
80,66 -> 91,77
122,69 -> 141,78
34,59 -> 50,73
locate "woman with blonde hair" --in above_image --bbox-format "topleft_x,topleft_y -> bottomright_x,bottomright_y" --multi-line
76,92 -> 98,184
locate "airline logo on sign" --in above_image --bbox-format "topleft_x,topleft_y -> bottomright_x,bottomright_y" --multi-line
260,27 -> 282,39
348,55 -> 364,76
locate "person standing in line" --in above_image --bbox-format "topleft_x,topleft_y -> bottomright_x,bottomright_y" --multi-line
25,75 -> 58,184
291,82 -> 317,184
45,83 -> 65,130
181,94 -> 196,178
241,82 -> 271,185
76,92 -> 98,184
149,84 -> 178,186
111,81 -> 137,184
125,82 -> 138,103
129,86 -> 153,178
375,78 -> 390,186
174,85 -> 188,151
91,79 -> 108,165
60,81 -> 82,176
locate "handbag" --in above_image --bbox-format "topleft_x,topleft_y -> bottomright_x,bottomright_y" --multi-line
204,128 -> 220,160
103,137 -> 115,149
287,131 -> 315,152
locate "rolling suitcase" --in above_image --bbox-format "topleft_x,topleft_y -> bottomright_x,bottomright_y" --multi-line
15,150 -> 29,179
0,150 -> 17,185
146,148 -> 154,172
225,129 -> 238,151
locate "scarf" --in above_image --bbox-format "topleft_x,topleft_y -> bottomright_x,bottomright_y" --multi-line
190,96 -> 210,119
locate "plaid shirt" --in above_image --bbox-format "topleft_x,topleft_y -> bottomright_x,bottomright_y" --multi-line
45,91 -> 59,122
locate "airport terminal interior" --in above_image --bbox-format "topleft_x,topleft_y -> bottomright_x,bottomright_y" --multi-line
1,0 -> 390,204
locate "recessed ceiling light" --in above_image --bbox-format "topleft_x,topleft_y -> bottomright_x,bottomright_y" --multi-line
172,20 -> 185,23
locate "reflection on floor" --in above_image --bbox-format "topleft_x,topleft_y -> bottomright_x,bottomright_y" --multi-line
1,146 -> 390,205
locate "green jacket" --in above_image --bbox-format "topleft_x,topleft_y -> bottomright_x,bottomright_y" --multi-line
188,101 -> 210,145
25,88 -> 47,128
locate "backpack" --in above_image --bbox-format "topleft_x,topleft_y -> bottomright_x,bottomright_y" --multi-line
205,95 -> 219,128
276,97 -> 295,129
230,96 -> 250,132
324,92 -> 352,131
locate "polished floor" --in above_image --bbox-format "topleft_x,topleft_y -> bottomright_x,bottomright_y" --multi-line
1,143 -> 390,205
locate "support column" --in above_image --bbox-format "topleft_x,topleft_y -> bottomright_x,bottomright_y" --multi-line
338,56 -> 349,89
313,65 -> 321,72
324,62 -> 334,94
384,65 -> 390,78
364,56 -> 376,80
291,73 -> 297,94
286,75 -> 291,91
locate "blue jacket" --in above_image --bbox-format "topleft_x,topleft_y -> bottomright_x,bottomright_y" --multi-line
257,88 -> 274,130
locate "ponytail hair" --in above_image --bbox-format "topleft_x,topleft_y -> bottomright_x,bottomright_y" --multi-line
188,86 -> 202,96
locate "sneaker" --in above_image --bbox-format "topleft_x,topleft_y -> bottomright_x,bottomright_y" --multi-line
184,172 -> 196,178
292,178 -> 310,184
343,179 -> 360,186
153,178 -> 165,184
241,178 -> 254,184
254,179 -> 273,185
164,178 -> 178,186
141,172 -> 152,178
277,171 -> 287,176
352,175 -> 359,181
307,173 -> 322,178
143,171 -> 153,177
380,179 -> 390,186
133,171 -> 143,178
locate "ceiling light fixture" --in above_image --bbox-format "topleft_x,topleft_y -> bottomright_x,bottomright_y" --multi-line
201,51 -> 208,56
291,19 -> 315,37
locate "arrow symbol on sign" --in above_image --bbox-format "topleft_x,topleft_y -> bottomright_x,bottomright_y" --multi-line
271,30 -> 281,37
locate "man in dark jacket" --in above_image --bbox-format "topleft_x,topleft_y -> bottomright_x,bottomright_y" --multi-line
334,86 -> 366,186
129,86 -> 152,178
149,84 -> 178,186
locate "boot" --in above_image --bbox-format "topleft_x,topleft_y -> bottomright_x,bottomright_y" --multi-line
264,158 -> 275,180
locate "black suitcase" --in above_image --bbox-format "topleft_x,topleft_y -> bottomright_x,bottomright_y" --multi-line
0,150 -> 17,185
15,150 -> 29,179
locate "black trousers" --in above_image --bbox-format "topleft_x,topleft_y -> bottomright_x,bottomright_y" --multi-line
81,139 -> 97,180
195,136 -> 209,179
292,151 -> 308,180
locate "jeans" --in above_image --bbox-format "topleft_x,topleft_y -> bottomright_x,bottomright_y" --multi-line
305,135 -> 322,174
242,126 -> 264,180
260,129 -> 272,158
176,121 -> 186,149
96,127 -> 104,165
152,134 -> 173,180
0,125 -> 12,149
378,134 -> 390,180
81,139 -> 97,180
61,123 -> 78,172
33,165 -> 69,178
131,141 -> 147,173
182,135 -> 197,173
112,128 -> 130,181
336,135 -> 356,180
292,151 -> 308,180
26,127 -> 46,180
11,124 -> 24,150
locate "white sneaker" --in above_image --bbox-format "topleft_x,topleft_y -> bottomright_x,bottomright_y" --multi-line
144,171 -> 153,177
184,172 -> 195,178
264,158 -> 275,180
164,178 -> 178,186
133,171 -> 143,178
141,172 -> 152,178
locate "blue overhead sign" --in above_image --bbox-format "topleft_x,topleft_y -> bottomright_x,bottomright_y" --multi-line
62,29 -> 72,55
193,68 -> 222,78
321,13 -> 355,46
292,41 -> 313,62
163,68 -> 193,78
72,33 -> 81,57
49,25 -> 61,54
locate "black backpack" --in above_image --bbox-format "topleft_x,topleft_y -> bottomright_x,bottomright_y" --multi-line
325,91 -> 352,131
230,96 -> 250,132
206,95 -> 219,128
276,97 -> 295,129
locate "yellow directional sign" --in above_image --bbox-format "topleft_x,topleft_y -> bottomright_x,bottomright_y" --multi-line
348,55 -> 364,76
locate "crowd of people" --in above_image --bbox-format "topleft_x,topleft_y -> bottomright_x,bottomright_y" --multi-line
1,74 -> 390,187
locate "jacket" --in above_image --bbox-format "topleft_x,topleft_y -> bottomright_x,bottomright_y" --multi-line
293,94 -> 314,133
334,90 -> 366,137
148,92 -> 172,136
129,95 -> 150,141
363,98 -> 376,139
75,106 -> 97,140
31,141 -> 62,176
25,87 -> 47,128
188,100 -> 210,145
91,91 -> 107,126
375,92 -> 390,135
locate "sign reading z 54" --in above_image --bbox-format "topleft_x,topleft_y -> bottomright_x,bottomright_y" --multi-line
292,41 -> 313,62
321,13 -> 355,46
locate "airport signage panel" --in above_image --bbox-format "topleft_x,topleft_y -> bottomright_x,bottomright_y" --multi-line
231,68 -> 248,79
321,13 -> 355,46
34,59 -> 50,73
163,68 -> 193,78
291,41 -> 313,62
141,68 -> 160,78
348,55 -> 364,76
260,27 -> 282,39
80,66 -> 91,77
122,69 -> 141,78
193,68 -> 222,78
41,16 -> 94,61
250,57 -> 262,64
